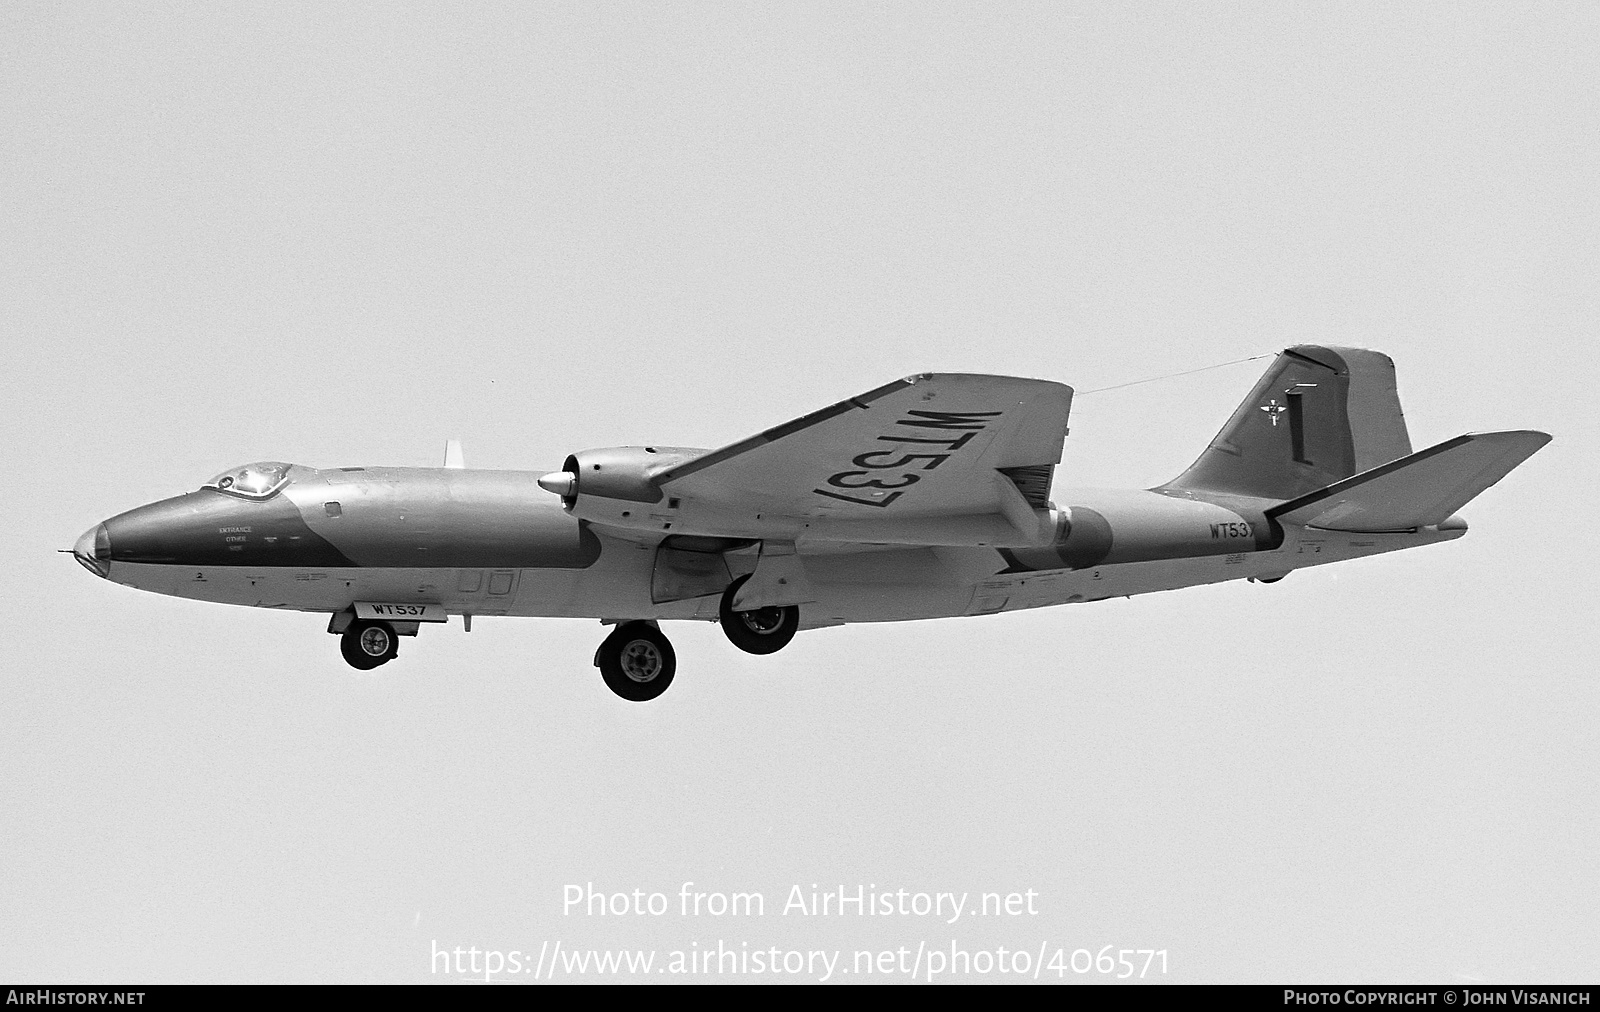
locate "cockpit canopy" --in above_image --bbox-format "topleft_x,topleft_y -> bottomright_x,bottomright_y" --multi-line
202,461 -> 293,499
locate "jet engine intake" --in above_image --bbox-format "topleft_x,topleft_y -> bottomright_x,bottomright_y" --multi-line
539,446 -> 703,518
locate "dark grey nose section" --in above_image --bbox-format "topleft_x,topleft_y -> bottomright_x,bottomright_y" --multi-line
73,523 -> 111,577
98,489 -> 356,568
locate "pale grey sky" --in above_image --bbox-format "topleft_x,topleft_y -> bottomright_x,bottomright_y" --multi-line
3,2 -> 1597,983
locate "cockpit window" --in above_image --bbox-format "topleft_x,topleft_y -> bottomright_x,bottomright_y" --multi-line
203,462 -> 292,499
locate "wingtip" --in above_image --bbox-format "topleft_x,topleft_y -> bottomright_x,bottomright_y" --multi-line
1462,429 -> 1553,447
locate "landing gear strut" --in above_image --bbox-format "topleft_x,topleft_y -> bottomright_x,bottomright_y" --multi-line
719,574 -> 799,655
595,621 -> 676,701
340,619 -> 398,670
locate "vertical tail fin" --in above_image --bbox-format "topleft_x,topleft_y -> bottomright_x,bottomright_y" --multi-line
1164,346 -> 1412,500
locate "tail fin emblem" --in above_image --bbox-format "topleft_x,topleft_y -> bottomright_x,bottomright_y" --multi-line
1259,399 -> 1287,426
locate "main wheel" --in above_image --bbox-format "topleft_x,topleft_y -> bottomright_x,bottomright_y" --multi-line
597,622 -> 676,701
718,574 -> 799,655
341,620 -> 397,670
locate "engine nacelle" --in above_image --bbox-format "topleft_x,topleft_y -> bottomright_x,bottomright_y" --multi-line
1000,492 -> 1278,572
539,446 -> 704,525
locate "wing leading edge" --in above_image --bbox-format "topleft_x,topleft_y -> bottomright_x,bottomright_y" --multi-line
649,373 -> 1075,528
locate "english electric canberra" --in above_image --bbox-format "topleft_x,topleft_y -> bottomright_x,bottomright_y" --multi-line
72,347 -> 1548,700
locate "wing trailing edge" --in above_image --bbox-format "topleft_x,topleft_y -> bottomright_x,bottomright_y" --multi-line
646,373 -> 1073,544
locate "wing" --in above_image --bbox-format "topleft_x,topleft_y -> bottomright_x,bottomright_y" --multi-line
654,373 -> 1072,524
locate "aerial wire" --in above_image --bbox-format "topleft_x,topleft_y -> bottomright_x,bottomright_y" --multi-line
1075,352 -> 1273,396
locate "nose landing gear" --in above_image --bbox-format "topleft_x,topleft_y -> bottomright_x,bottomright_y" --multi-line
340,619 -> 398,670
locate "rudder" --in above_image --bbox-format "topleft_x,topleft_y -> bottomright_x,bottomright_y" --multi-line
1164,346 -> 1412,500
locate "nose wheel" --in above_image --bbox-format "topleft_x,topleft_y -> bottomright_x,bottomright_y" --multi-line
595,621 -> 676,701
340,619 -> 398,670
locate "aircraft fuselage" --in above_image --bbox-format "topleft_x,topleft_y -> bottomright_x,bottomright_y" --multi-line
78,463 -> 1462,626
72,350 -> 1541,700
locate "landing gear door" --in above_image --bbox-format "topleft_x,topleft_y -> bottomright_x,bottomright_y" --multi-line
651,545 -> 732,604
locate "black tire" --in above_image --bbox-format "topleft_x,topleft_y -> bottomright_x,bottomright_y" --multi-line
718,574 -> 799,655
597,622 -> 676,702
340,620 -> 396,669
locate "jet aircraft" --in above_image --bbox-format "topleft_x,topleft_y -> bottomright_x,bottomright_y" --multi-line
72,347 -> 1548,701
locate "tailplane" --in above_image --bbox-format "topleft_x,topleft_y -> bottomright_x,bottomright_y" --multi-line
1165,346 -> 1412,500
1266,430 -> 1550,532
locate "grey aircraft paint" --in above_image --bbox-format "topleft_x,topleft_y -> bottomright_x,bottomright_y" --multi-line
290,467 -> 602,569
70,346 -> 1549,700
1163,345 -> 1408,501
97,485 -> 355,568
85,466 -> 604,575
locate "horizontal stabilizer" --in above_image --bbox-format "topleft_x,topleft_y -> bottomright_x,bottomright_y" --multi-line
1267,430 -> 1550,532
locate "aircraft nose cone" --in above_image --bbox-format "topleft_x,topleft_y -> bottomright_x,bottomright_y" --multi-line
72,523 -> 111,577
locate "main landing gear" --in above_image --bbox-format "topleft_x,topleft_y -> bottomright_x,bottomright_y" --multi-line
592,577 -> 801,702
595,621 -> 677,702
718,574 -> 799,655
